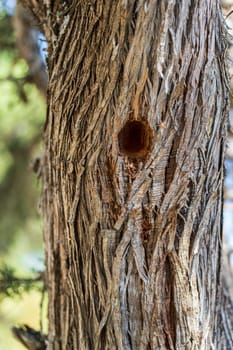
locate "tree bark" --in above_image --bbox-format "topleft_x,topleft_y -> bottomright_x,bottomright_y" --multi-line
26,0 -> 230,348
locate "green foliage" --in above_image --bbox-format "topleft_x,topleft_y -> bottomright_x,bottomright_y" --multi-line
0,264 -> 43,299
0,49 -> 45,253
0,8 -> 15,51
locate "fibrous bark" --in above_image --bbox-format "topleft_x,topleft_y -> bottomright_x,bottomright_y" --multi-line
22,0 -> 232,349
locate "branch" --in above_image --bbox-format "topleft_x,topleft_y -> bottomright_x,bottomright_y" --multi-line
0,264 -> 44,298
12,325 -> 47,350
18,0 -> 47,30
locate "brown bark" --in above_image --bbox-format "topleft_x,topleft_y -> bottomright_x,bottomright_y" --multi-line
23,0 -> 232,349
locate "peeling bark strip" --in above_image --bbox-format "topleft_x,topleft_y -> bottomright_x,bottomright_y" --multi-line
39,0 -> 228,349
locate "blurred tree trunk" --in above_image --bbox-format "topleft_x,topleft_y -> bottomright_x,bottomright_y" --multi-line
13,3 -> 47,96
21,0 -> 232,349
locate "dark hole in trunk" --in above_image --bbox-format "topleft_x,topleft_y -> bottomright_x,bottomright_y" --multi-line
118,120 -> 153,158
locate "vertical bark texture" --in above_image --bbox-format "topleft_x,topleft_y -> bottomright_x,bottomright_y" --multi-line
40,1 -> 229,349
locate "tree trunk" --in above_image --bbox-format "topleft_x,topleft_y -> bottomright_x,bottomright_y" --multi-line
23,0 -> 230,349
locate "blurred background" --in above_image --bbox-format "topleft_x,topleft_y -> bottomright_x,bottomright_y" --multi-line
0,0 -> 46,348
0,0 -> 233,349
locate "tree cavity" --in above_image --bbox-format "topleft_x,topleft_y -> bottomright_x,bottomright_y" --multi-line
118,120 -> 153,159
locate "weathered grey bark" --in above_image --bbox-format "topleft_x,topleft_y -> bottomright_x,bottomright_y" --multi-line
22,0 -> 233,349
